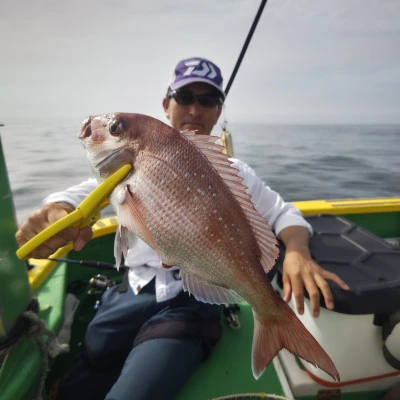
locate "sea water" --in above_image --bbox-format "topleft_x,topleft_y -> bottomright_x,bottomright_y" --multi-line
1,119 -> 399,226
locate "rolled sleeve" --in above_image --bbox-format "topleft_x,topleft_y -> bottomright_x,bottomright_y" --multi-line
43,178 -> 98,209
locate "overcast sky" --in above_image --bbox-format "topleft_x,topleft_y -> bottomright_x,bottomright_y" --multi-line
1,0 -> 399,124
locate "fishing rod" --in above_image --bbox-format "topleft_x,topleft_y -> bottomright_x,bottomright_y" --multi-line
224,0 -> 268,97
46,3 -> 268,270
221,0 -> 267,157
47,257 -> 127,271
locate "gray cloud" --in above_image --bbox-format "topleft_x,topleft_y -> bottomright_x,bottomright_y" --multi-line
1,0 -> 399,123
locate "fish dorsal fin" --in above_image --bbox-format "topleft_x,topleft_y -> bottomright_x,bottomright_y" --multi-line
184,133 -> 279,274
113,185 -> 162,267
180,269 -> 244,304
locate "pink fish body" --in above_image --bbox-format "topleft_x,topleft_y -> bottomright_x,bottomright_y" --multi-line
79,112 -> 339,381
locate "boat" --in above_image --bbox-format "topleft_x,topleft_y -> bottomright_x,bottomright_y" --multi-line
2,0 -> 400,396
1,127 -> 400,400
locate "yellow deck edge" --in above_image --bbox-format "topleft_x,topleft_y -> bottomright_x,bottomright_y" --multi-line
28,198 -> 400,290
293,196 -> 400,216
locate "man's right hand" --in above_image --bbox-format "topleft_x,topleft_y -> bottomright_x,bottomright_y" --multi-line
15,202 -> 93,259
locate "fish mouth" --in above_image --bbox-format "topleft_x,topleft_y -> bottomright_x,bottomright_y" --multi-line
79,116 -> 92,140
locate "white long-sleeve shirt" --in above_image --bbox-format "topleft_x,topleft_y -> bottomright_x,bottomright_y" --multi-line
44,158 -> 312,302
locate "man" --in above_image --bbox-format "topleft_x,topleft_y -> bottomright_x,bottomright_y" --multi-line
16,57 -> 348,400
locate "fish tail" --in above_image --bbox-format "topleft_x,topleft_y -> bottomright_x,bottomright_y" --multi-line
251,305 -> 340,382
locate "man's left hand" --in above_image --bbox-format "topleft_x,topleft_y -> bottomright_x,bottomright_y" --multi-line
279,226 -> 350,317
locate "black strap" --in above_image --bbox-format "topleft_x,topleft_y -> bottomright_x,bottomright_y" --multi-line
382,310 -> 400,370
133,318 -> 222,360
118,268 -> 130,293
383,345 -> 400,370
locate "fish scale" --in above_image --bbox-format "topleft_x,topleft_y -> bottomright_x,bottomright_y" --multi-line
131,140 -> 255,271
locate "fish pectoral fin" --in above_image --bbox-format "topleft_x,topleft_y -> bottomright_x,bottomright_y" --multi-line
114,225 -> 137,269
116,185 -> 162,261
180,270 -> 244,305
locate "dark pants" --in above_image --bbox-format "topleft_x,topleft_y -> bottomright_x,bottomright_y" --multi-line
57,278 -> 222,400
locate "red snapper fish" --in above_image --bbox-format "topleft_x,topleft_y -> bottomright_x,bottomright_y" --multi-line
79,112 -> 339,381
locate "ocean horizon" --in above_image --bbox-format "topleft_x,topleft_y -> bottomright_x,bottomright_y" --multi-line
1,119 -> 399,226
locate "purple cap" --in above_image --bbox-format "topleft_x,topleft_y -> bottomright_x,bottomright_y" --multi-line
169,57 -> 225,99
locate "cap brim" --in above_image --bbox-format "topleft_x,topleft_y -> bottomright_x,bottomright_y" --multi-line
170,77 -> 225,99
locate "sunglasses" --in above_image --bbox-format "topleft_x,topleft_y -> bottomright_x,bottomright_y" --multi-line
168,89 -> 224,108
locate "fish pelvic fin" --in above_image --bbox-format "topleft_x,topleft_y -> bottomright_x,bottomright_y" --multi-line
114,226 -> 137,269
251,304 -> 340,382
180,270 -> 244,304
113,185 -> 162,266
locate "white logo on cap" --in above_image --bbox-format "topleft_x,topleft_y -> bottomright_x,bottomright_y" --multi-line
183,61 -> 217,79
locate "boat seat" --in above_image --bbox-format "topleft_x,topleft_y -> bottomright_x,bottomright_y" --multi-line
275,214 -> 400,315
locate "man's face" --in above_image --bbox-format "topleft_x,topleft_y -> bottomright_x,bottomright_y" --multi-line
162,82 -> 223,135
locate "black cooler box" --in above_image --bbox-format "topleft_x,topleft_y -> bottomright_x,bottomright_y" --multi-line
275,214 -> 400,315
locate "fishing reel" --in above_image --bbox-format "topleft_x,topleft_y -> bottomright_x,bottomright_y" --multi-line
223,304 -> 241,330
88,274 -> 116,296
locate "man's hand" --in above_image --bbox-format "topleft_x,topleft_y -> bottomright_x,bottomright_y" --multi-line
15,202 -> 93,259
279,226 -> 349,317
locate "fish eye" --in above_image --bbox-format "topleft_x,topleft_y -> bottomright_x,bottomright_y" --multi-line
109,119 -> 123,136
